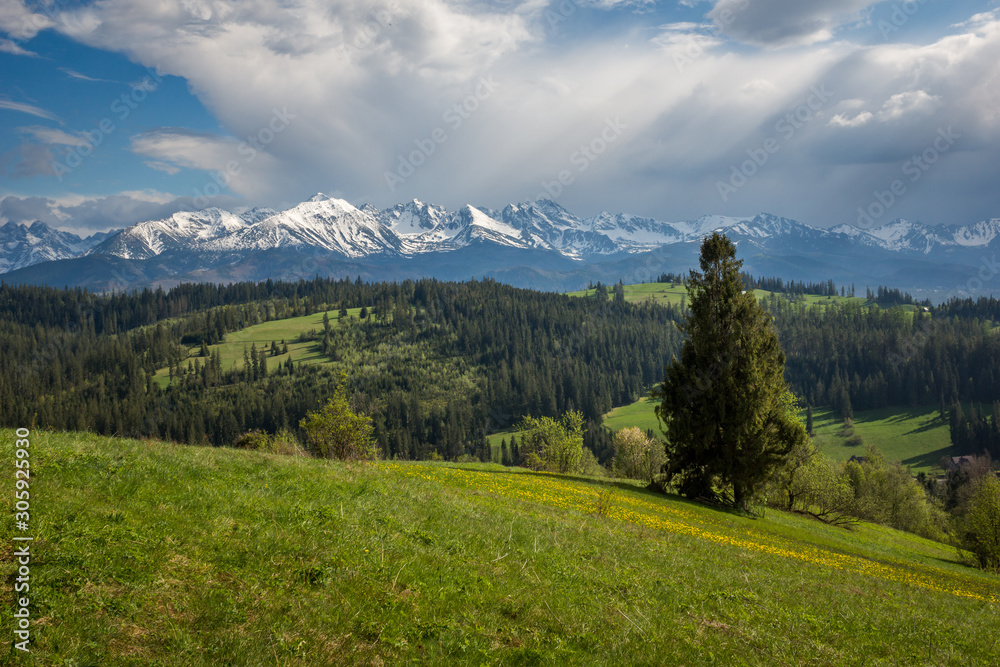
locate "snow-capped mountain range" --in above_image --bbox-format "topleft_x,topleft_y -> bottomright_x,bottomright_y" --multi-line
69,194 -> 1000,261
3,194 -> 998,296
0,221 -> 115,273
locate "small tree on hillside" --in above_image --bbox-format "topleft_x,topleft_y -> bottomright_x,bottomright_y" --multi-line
653,233 -> 807,510
612,427 -> 664,483
959,475 -> 1000,571
300,373 -> 376,461
518,411 -> 585,473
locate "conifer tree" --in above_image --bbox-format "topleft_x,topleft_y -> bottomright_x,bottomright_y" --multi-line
654,233 -> 807,510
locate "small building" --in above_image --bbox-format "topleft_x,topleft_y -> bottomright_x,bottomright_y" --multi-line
945,455 -> 976,472
848,455 -> 867,465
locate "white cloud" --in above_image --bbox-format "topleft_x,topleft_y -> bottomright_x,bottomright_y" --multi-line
0,0 -> 54,39
827,90 -> 941,127
877,90 -> 941,121
143,160 -> 181,175
0,97 -> 61,122
0,191 -> 228,235
3,1 -> 999,229
129,127 -> 293,199
59,67 -> 118,83
0,37 -> 37,56
18,125 -> 89,146
829,111 -> 873,128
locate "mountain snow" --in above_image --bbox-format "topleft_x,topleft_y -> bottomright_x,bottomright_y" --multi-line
0,221 -> 112,273
3,194 -> 998,275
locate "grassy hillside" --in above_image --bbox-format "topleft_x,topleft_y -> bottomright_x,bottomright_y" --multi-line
602,399 -> 954,475
604,396 -> 661,435
566,282 -> 869,309
3,429 -> 998,665
154,308 -> 367,386
809,406 -> 957,473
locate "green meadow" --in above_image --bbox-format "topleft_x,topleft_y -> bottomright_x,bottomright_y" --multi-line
603,396 -> 662,435
809,406 -> 957,474
566,282 -> 869,309
154,308 -> 366,386
3,429 -> 998,665
601,399 -> 955,475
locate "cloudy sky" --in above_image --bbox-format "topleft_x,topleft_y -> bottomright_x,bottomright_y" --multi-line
1,0 -> 998,234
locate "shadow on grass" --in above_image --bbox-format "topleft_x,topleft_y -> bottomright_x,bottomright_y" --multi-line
902,420 -> 946,436
448,466 -> 754,519
902,445 -> 956,470
877,406 -> 937,425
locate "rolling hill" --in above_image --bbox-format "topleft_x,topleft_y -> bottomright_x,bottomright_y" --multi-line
2,429 -> 997,665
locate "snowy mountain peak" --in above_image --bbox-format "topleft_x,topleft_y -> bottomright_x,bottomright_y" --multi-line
0,220 -> 110,273
240,207 -> 278,225
6,196 -> 999,280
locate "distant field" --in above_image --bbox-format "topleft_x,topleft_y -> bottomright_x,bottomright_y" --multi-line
602,398 -> 954,475
6,429 -> 997,665
603,395 -> 662,434
154,308 -> 367,386
567,282 -> 870,309
565,282 -> 692,307
809,405 -> 956,474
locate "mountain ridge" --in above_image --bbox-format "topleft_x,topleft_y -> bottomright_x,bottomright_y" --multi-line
3,195 -> 997,297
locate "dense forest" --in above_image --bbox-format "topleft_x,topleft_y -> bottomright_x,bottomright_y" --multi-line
0,278 -> 681,461
2,278 -> 999,460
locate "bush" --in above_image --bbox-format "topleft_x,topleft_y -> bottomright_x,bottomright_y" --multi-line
844,446 -> 945,539
766,439 -> 855,526
517,411 -> 584,473
234,430 -> 272,450
234,429 -> 308,456
579,447 -> 606,478
611,427 -> 663,482
269,429 -> 309,457
300,374 -> 376,461
846,435 -> 864,447
959,476 -> 1000,571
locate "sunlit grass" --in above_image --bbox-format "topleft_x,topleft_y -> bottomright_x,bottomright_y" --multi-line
603,399 -> 954,475
153,308 -> 366,386
566,282 -> 870,309
3,429 -> 998,665
809,405 -> 955,474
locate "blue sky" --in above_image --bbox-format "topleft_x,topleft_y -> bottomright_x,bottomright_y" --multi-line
1,0 -> 999,234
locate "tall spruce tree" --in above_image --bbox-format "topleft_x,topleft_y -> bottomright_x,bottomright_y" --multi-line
653,233 -> 807,510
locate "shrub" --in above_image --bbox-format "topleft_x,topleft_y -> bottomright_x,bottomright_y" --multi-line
959,476 -> 1000,571
611,427 -> 663,482
300,374 -> 376,461
234,429 -> 309,456
517,411 -> 584,473
269,429 -> 309,457
234,430 -> 272,450
579,447 -> 606,478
